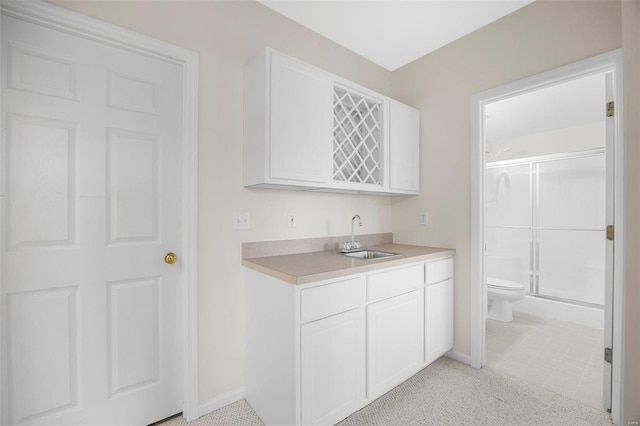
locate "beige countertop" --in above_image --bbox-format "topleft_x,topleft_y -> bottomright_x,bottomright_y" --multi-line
242,243 -> 455,285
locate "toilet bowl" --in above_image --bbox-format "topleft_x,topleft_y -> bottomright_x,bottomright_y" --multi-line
487,277 -> 526,322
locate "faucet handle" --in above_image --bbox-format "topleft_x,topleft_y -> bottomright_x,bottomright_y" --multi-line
352,241 -> 361,249
343,241 -> 353,251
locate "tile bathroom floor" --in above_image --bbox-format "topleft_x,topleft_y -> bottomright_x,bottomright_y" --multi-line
485,311 -> 605,411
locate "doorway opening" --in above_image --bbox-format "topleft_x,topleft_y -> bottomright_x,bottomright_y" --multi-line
470,50 -> 623,424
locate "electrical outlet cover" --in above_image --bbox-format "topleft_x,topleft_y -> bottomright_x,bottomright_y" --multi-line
420,212 -> 428,226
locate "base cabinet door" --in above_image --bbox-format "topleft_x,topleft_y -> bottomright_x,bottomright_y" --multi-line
301,308 -> 365,426
366,289 -> 424,399
425,279 -> 454,365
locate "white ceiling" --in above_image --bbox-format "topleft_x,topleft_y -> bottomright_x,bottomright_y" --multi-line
258,0 -> 534,71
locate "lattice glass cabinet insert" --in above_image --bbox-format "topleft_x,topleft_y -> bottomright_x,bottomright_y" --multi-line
333,86 -> 382,185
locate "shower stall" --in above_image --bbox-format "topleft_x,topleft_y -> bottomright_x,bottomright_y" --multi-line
485,148 -> 605,308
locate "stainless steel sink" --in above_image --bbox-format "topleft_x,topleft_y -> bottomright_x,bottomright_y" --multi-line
340,250 -> 399,259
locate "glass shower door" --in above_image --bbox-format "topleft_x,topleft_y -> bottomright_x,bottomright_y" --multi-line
536,154 -> 606,306
485,164 -> 531,287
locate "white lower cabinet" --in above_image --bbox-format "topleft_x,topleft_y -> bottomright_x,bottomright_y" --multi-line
424,256 -> 454,365
301,308 -> 365,426
366,289 -> 424,399
425,279 -> 454,365
244,255 -> 454,426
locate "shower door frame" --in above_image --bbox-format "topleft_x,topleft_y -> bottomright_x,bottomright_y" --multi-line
486,148 -> 607,308
470,49 -> 623,424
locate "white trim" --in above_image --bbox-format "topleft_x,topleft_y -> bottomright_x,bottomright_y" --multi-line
0,1 -> 200,421
198,388 -> 246,418
610,50 -> 624,426
1,0 -> 191,65
445,350 -> 471,365
470,49 -> 623,424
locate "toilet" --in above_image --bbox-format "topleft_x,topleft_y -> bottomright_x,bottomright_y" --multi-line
487,277 -> 526,322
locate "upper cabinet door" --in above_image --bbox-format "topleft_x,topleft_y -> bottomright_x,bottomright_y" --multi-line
269,53 -> 332,183
389,100 -> 420,193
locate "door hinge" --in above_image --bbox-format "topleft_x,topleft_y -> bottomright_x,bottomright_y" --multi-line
605,347 -> 613,363
606,101 -> 614,117
606,225 -> 614,241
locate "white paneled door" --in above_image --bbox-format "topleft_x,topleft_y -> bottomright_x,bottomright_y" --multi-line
1,13 -> 183,426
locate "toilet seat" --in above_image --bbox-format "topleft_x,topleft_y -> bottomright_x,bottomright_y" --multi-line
487,277 -> 525,291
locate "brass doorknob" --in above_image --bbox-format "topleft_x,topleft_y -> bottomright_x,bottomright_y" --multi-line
164,252 -> 178,264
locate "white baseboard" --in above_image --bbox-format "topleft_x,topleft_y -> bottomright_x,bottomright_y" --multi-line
198,387 -> 245,418
445,349 -> 470,365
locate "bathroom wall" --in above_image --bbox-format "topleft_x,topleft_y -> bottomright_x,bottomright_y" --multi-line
486,121 -> 605,162
485,72 -> 606,161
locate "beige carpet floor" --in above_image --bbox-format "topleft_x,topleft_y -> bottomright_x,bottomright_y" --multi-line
160,357 -> 612,426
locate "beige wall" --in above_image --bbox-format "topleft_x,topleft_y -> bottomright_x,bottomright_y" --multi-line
52,0 -> 394,403
47,0 -> 640,423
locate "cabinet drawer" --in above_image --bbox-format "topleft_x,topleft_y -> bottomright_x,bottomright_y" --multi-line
367,264 -> 423,302
301,277 -> 365,323
425,257 -> 453,285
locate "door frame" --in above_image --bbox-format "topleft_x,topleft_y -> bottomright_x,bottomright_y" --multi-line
0,0 -> 200,421
470,49 -> 623,424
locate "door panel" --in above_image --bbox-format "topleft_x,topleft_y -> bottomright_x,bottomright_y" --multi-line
108,69 -> 160,115
7,41 -> 79,100
7,287 -> 79,424
2,14 -> 183,425
106,128 -> 159,244
107,277 -> 161,397
7,113 -> 77,248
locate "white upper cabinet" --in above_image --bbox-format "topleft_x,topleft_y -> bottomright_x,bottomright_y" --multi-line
244,50 -> 332,188
389,100 -> 420,193
244,48 -> 419,195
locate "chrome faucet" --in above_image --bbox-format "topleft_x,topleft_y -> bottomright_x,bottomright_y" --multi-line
350,214 -> 363,249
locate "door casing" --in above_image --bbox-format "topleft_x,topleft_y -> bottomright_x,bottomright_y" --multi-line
469,49 -> 624,425
0,0 -> 200,421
